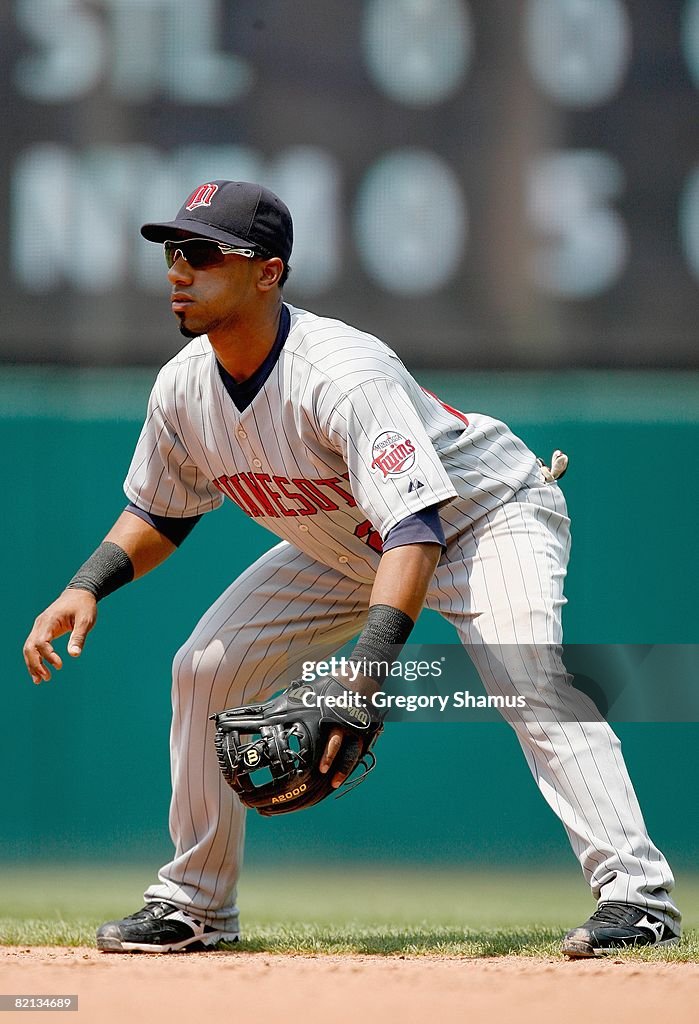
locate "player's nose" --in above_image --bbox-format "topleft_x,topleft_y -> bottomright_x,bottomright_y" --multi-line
167,256 -> 194,285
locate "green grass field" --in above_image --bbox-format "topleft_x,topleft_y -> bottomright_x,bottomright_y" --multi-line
1,865 -> 696,960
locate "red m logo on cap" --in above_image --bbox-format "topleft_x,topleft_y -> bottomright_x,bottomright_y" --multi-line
186,183 -> 219,211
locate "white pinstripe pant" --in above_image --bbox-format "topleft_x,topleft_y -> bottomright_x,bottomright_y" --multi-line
145,481 -> 680,934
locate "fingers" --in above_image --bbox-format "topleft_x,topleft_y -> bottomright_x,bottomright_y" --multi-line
331,737 -> 362,789
24,638 -> 62,685
67,621 -> 90,657
318,728 -> 363,789
23,593 -> 97,684
319,727 -> 344,775
24,641 -> 57,684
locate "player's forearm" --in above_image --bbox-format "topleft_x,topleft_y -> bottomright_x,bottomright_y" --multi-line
368,542 -> 441,622
103,509 -> 177,579
344,542 -> 441,692
65,511 -> 176,601
24,512 -> 178,683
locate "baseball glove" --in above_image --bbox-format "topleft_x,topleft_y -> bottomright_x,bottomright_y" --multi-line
211,676 -> 383,816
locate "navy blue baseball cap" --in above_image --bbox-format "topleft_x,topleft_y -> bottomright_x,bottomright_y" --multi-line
141,180 -> 293,263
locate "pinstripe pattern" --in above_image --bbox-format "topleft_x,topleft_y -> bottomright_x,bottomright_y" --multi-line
128,306 -> 679,934
144,543 -> 372,927
124,306 -> 540,573
427,482 -> 678,930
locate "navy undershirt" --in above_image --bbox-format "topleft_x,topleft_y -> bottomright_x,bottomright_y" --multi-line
382,506 -> 446,552
125,501 -> 445,550
215,303 -> 291,412
125,503 -> 201,547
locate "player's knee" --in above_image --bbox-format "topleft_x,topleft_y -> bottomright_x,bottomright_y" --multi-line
172,637 -> 196,685
171,636 -> 244,692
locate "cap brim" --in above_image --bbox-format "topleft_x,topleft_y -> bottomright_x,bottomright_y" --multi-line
140,218 -> 254,248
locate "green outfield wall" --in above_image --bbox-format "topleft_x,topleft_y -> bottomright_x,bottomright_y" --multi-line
4,368 -> 698,871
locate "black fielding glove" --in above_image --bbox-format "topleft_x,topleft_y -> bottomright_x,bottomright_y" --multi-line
211,674 -> 384,816
212,604 -> 415,816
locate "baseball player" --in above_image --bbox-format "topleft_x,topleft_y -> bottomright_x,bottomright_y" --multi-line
23,181 -> 681,957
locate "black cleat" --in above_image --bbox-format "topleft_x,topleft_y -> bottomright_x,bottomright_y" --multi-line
96,901 -> 240,953
562,902 -> 679,958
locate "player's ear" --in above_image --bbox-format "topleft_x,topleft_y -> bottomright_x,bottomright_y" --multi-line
257,257 -> 284,291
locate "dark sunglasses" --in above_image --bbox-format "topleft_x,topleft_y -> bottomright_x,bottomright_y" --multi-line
164,238 -> 265,269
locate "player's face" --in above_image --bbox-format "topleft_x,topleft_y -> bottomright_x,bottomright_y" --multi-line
167,248 -> 267,339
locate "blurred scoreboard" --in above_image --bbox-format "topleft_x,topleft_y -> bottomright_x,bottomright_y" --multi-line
0,0 -> 697,367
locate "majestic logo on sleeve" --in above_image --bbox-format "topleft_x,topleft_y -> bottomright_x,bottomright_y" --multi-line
185,183 -> 219,211
370,431 -> 417,478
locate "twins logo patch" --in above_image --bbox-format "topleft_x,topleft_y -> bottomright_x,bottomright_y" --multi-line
186,182 -> 219,211
370,431 -> 416,478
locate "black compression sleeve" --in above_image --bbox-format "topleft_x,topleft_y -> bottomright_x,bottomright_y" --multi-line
66,541 -> 134,601
349,604 -> 415,685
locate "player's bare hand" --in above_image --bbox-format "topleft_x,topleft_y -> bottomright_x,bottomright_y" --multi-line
23,589 -> 98,684
319,726 -> 363,789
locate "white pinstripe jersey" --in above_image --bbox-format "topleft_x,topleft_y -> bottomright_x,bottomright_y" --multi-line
124,304 -> 540,583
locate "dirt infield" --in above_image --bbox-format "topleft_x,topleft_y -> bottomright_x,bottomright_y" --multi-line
1,947 -> 697,1024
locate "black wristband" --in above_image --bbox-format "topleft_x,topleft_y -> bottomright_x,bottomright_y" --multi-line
66,541 -> 135,602
349,603 -> 415,685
